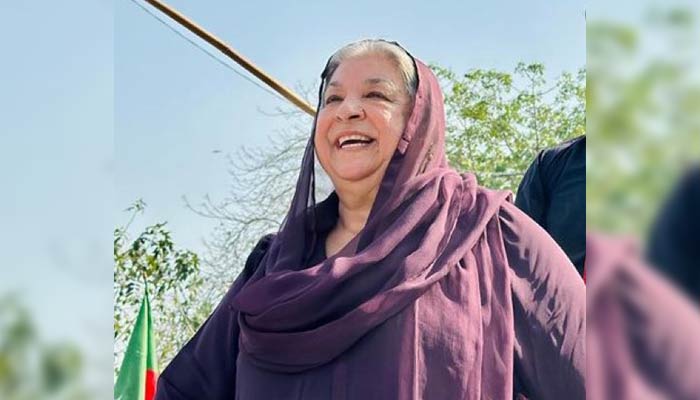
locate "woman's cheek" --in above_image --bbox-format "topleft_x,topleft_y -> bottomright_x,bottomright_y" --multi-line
313,118 -> 332,164
315,109 -> 332,139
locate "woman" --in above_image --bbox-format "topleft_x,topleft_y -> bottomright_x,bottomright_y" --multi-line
155,39 -> 585,400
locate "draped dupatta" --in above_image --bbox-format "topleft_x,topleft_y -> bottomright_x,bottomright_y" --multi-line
231,44 -> 516,399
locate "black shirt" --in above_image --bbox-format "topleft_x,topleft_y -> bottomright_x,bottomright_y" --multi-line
515,136 -> 586,276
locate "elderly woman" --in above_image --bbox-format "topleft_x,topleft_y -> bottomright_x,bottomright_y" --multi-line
155,40 -> 585,400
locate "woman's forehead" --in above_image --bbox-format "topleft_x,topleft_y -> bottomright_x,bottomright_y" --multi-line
327,56 -> 402,87
327,77 -> 398,90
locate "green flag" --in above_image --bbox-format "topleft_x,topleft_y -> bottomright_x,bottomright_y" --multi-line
115,290 -> 158,400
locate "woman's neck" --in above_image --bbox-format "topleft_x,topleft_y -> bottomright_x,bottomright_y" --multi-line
331,170 -> 384,233
324,183 -> 378,257
335,185 -> 377,234
324,171 -> 385,256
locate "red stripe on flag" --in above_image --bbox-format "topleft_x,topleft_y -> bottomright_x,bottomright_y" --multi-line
145,369 -> 158,400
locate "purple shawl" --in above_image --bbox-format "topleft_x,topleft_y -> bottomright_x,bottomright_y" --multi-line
155,44 -> 585,400
232,53 -> 516,396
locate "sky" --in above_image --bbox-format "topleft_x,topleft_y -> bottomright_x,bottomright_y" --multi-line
0,0 -> 585,388
0,0 -> 113,340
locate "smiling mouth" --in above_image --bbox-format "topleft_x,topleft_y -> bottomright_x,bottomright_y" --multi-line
337,134 -> 376,149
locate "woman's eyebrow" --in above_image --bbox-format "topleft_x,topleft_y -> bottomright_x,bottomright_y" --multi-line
327,78 -> 397,89
364,77 -> 395,87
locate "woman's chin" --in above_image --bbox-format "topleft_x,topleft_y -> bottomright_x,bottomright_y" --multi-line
330,163 -> 378,183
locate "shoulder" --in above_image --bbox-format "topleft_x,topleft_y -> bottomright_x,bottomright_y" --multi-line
241,233 -> 276,280
537,135 -> 585,169
517,136 -> 585,201
541,134 -> 584,157
498,200 -> 560,253
498,201 -> 582,287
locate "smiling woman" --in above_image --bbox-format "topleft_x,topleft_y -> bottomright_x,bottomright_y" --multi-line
315,55 -> 408,185
154,39 -> 586,400
314,45 -> 416,256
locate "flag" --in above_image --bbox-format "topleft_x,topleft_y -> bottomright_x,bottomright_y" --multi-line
115,290 -> 158,400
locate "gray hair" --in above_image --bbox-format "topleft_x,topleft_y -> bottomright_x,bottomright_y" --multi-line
320,39 -> 418,106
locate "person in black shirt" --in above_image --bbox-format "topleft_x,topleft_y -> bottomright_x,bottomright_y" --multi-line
515,135 -> 586,276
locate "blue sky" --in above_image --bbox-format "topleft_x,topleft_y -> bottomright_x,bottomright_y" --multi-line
0,0 -> 584,383
0,0 -> 113,342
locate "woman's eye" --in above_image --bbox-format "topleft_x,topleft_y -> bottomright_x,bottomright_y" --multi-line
366,92 -> 389,100
325,95 -> 342,105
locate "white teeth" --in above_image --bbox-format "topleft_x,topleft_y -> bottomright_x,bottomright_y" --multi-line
343,142 -> 368,149
338,134 -> 373,148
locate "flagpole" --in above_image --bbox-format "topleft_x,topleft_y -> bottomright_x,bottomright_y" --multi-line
143,0 -> 317,117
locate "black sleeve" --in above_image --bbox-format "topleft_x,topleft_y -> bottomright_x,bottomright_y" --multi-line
155,234 -> 275,400
515,151 -> 548,227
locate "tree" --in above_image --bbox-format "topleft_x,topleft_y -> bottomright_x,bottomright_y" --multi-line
434,62 -> 585,190
114,200 -> 208,375
185,84 -> 322,302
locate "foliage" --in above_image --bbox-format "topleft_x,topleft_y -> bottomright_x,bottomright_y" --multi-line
433,62 -> 585,191
114,199 -> 209,375
587,8 -> 700,236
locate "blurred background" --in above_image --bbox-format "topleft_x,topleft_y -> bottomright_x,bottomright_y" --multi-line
587,1 -> 700,236
587,1 -> 700,398
3,0 -> 699,398
2,0 -> 586,397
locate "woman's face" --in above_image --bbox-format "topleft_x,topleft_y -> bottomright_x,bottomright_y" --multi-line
315,54 -> 412,186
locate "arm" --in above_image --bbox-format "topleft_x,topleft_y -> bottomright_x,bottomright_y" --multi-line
154,234 -> 275,400
500,202 -> 585,400
514,151 -> 548,228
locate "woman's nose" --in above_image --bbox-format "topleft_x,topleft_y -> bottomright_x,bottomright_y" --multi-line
335,98 -> 366,121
